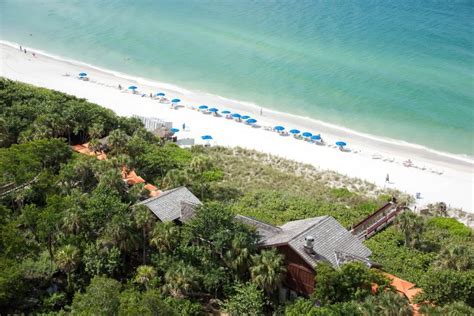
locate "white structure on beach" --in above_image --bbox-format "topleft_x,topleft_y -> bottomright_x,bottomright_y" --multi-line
133,115 -> 172,131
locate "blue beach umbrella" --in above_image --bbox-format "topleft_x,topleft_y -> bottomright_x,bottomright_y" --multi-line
302,132 -> 313,138
221,110 -> 231,114
274,126 -> 285,131
336,141 -> 347,147
232,113 -> 241,118
312,134 -> 321,141
170,128 -> 179,133
246,118 -> 257,124
201,135 -> 213,140
199,105 -> 209,110
289,129 -> 300,134
241,115 -> 250,120
156,92 -> 165,96
79,72 -> 87,77
171,98 -> 181,103
208,108 -> 219,113
128,85 -> 138,90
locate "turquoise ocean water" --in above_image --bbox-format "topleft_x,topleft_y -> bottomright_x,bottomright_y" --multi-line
1,0 -> 473,156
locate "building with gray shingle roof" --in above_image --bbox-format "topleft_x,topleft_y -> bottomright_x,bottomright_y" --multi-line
236,215 -> 371,269
138,187 -> 201,222
236,214 -> 373,296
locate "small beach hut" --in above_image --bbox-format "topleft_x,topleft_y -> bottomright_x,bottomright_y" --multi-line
241,115 -> 250,120
199,105 -> 209,111
302,132 -> 313,138
221,110 -> 231,114
79,72 -> 87,77
128,86 -> 138,94
311,134 -> 321,141
156,92 -> 165,97
246,118 -> 257,125
170,128 -> 179,133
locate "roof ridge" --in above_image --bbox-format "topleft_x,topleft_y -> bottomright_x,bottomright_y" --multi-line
138,186 -> 185,204
291,215 -> 331,241
235,214 -> 282,232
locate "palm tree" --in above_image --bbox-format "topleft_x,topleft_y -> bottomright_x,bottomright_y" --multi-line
163,169 -> 189,189
150,222 -> 180,253
188,156 -> 213,199
223,233 -> 254,278
164,263 -> 199,298
107,129 -> 129,155
395,211 -> 424,247
88,123 -> 104,140
249,249 -> 286,294
362,291 -> 413,316
102,215 -> 139,254
62,206 -> 83,235
88,138 -> 101,154
133,205 -> 155,264
55,245 -> 80,291
134,265 -> 157,290
435,244 -> 472,271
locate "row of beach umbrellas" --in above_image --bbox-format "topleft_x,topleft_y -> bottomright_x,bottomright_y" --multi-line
78,73 -> 344,147
274,125 -> 346,147
197,105 -> 258,125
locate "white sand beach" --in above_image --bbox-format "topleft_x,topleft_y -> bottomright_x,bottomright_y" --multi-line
1,41 -> 473,213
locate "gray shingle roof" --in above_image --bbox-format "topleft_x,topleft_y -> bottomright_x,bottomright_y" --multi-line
236,215 -> 371,269
234,215 -> 282,241
287,216 -> 372,268
138,187 -> 201,222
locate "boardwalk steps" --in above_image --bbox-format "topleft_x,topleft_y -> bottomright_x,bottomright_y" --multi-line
350,200 -> 405,241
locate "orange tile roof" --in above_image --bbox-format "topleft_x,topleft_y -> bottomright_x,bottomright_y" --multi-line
144,183 -> 158,192
384,273 -> 421,302
73,143 -> 158,197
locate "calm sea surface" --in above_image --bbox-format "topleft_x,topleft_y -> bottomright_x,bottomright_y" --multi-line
1,0 -> 473,155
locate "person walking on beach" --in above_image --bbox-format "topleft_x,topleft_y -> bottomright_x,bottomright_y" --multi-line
150,92 -> 153,98
19,45 -> 22,51
118,84 -> 122,90
260,108 -> 263,116
385,173 -> 390,183
182,123 -> 186,131
24,48 -> 27,54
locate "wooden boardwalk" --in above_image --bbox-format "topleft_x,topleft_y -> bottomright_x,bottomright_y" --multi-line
350,200 -> 404,240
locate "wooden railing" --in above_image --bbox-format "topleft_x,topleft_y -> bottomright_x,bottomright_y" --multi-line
351,201 -> 404,240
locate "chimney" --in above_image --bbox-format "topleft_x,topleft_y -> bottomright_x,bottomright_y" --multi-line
304,236 -> 316,255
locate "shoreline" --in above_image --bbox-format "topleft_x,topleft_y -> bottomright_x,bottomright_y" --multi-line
2,40 -> 472,166
1,40 -> 473,213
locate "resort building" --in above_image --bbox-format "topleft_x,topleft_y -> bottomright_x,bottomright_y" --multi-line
236,214 -> 372,297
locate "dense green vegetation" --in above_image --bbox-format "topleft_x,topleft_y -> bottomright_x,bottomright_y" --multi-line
0,78 -> 472,314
